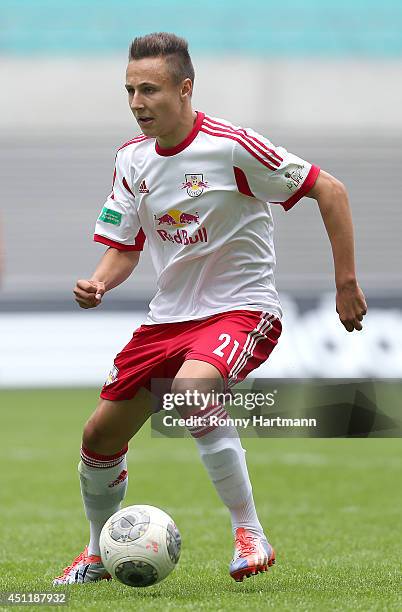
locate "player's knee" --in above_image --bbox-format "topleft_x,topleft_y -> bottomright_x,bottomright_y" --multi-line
171,378 -> 219,415
82,418 -> 103,449
171,378 -> 219,402
82,417 -> 122,454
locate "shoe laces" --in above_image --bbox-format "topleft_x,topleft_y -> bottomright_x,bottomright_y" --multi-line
235,529 -> 257,556
55,548 -> 87,579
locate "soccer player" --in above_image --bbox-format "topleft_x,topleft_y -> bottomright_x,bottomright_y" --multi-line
54,32 -> 367,585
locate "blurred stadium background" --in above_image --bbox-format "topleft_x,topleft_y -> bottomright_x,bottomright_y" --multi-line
1,0 -> 402,386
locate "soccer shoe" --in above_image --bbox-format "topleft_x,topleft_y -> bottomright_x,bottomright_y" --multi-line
53,546 -> 111,585
229,527 -> 275,582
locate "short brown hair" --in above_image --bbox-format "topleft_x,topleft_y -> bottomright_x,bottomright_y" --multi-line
129,32 -> 195,87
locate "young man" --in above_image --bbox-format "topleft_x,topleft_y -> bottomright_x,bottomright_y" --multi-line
54,32 -> 367,585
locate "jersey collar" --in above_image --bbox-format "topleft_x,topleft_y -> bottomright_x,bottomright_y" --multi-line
155,111 -> 205,157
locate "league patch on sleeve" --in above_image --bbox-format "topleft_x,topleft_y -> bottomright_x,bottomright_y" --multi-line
99,207 -> 122,226
104,364 -> 119,386
284,164 -> 306,191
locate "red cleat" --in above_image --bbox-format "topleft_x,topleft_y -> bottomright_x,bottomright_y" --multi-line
53,546 -> 111,585
229,528 -> 275,582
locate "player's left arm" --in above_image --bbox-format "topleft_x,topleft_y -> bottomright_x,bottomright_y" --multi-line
307,169 -> 367,332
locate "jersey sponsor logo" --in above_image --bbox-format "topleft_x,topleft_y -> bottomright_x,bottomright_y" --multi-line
104,364 -> 119,386
99,207 -> 122,226
139,179 -> 150,193
284,165 -> 305,190
154,208 -> 207,245
181,173 -> 209,197
157,227 -> 208,245
154,208 -> 200,228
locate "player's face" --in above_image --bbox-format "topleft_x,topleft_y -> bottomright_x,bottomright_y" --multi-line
126,57 -> 192,141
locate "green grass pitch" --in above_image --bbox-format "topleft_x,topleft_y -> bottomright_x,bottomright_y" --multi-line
0,388 -> 401,611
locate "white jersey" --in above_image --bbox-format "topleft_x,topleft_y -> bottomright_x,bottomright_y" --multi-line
94,112 -> 320,324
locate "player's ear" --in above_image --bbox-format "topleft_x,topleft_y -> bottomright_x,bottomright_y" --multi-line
181,78 -> 193,99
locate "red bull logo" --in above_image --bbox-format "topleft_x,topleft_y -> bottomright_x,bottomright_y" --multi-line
104,364 -> 119,386
154,208 -> 208,245
181,173 -> 209,198
157,227 -> 208,245
180,211 -> 200,224
154,208 -> 199,229
154,212 -> 177,226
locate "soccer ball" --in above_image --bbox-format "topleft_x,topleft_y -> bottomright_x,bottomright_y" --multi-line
99,505 -> 181,587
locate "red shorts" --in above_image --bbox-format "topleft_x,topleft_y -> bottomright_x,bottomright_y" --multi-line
100,310 -> 281,402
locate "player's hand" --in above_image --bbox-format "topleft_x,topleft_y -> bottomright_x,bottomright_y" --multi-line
336,281 -> 367,332
73,279 -> 106,309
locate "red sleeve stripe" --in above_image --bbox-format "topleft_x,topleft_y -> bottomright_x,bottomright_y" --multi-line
204,116 -> 283,165
200,126 -> 278,171
93,229 -> 146,251
122,176 -> 134,197
233,166 -> 255,198
203,119 -> 281,168
109,168 -> 117,198
110,137 -> 148,194
275,164 -> 321,211
117,135 -> 148,152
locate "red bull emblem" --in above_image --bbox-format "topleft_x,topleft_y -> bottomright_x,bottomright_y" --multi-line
157,227 -> 208,245
179,211 -> 199,224
154,213 -> 176,226
154,208 -> 208,245
181,173 -> 209,198
154,208 -> 199,229
104,364 -> 119,386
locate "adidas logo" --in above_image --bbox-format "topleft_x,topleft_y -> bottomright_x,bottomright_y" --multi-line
108,469 -> 128,488
139,179 -> 149,193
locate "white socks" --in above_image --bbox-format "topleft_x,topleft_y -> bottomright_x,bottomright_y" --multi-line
79,445 -> 128,556
189,411 -> 264,537
78,406 -> 264,558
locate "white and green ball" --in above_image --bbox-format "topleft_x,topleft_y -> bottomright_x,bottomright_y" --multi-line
99,505 -> 181,587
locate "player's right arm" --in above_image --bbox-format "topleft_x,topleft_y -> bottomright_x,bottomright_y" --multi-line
74,146 -> 145,309
73,248 -> 140,309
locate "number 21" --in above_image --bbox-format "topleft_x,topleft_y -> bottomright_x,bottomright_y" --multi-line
212,333 -> 240,365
